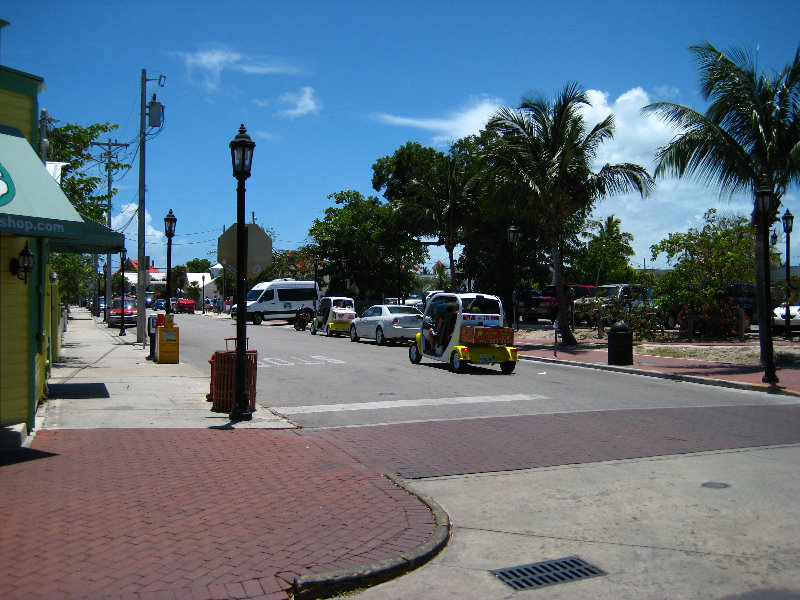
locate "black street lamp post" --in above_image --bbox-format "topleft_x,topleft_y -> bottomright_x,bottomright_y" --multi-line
755,184 -> 778,384
782,208 -> 794,341
164,209 -> 176,314
119,248 -> 127,337
507,225 -> 519,330
378,245 -> 385,304
229,125 -> 255,422
202,274 -> 206,313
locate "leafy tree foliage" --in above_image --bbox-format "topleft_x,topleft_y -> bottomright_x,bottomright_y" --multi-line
50,253 -> 92,304
651,209 -> 756,336
643,42 -> 800,360
573,215 -> 637,285
184,258 -> 211,272
46,120 -> 128,222
485,83 -> 653,343
45,119 -> 129,304
372,140 -> 481,289
308,190 -> 426,301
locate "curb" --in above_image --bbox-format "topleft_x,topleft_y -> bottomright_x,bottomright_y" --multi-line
518,354 -> 800,398
293,473 -> 452,600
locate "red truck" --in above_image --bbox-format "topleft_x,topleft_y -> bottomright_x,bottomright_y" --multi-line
524,284 -> 596,322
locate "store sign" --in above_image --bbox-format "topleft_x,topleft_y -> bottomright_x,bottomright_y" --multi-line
0,162 -> 16,207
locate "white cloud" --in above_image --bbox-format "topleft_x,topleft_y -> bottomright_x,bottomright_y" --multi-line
277,87 -> 321,118
172,44 -> 302,92
374,95 -> 503,146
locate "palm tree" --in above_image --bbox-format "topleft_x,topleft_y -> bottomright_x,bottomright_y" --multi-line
485,82 -> 653,344
643,42 -> 800,380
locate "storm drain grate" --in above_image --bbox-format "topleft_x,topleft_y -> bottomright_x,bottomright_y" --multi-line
491,555 -> 606,590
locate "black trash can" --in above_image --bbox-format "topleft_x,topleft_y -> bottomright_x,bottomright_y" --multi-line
608,321 -> 633,365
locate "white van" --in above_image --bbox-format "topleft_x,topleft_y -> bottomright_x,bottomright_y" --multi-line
231,278 -> 320,325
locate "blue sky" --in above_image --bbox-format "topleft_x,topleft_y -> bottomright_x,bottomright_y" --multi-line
3,1 -> 799,275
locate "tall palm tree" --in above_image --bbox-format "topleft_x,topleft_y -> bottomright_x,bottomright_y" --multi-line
486,82 -> 653,344
643,42 -> 800,380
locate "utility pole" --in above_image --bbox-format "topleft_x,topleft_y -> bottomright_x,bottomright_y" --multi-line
91,139 -> 129,320
137,69 -> 165,343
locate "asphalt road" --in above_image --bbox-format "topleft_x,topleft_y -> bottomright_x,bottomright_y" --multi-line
171,313 -> 778,429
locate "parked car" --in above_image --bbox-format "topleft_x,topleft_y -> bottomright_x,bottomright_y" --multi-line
174,299 -> 195,313
527,284 -> 596,322
772,304 -> 800,331
154,299 -> 167,311
350,304 -> 423,345
573,284 -> 645,325
107,297 -> 137,327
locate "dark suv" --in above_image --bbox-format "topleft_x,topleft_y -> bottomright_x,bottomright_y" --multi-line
526,284 -> 596,322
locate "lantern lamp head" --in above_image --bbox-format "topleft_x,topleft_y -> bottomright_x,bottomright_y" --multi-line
164,209 -> 177,239
9,240 -> 34,283
229,124 -> 255,180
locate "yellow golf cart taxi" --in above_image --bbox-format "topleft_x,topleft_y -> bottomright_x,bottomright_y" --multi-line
409,292 -> 518,373
310,296 -> 356,337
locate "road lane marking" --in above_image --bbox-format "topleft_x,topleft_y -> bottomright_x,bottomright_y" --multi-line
256,355 -> 346,367
272,394 -> 549,414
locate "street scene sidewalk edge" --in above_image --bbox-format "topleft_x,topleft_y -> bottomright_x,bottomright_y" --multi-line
293,473 -> 452,600
518,354 -> 800,397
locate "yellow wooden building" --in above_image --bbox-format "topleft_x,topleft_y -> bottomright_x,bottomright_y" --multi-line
1,57 -> 123,438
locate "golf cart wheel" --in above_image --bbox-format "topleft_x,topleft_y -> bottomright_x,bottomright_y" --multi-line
310,321 -> 317,335
409,342 -> 422,364
325,324 -> 333,337
450,351 -> 467,374
500,361 -> 516,374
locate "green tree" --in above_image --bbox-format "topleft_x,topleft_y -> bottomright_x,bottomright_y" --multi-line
45,119 -> 129,303
372,140 -> 479,289
47,120 -> 128,222
50,253 -> 92,304
185,258 -> 211,272
651,209 -> 756,336
573,215 -> 636,285
308,190 -> 425,300
643,42 -> 800,371
485,83 -> 653,344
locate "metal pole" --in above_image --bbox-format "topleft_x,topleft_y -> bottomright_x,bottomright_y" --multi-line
120,253 -> 126,337
165,236 -> 173,314
786,230 -> 792,341
231,177 -> 252,421
137,68 -> 147,343
762,208 -> 778,383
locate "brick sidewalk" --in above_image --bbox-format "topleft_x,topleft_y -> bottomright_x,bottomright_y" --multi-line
515,340 -> 800,395
0,429 -> 435,600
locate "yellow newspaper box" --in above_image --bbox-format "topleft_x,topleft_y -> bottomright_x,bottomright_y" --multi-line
156,314 -> 179,363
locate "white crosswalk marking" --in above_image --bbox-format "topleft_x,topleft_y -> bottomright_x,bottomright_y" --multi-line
273,394 -> 549,414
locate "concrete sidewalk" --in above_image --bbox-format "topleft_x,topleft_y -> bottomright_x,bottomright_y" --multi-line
0,309 -> 447,600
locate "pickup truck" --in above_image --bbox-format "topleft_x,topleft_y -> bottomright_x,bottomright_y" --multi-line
525,284 -> 596,322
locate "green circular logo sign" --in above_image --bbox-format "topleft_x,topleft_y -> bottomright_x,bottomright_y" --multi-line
0,162 -> 16,207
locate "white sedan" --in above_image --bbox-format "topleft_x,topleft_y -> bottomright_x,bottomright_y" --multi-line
350,304 -> 423,345
772,304 -> 800,331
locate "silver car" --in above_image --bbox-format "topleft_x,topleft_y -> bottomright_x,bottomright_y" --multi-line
350,304 -> 423,345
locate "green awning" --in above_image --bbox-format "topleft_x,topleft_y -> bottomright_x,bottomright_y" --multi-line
0,131 -> 85,239
50,213 -> 125,253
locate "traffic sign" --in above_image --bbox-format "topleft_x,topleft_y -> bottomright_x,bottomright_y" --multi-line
217,224 -> 272,277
